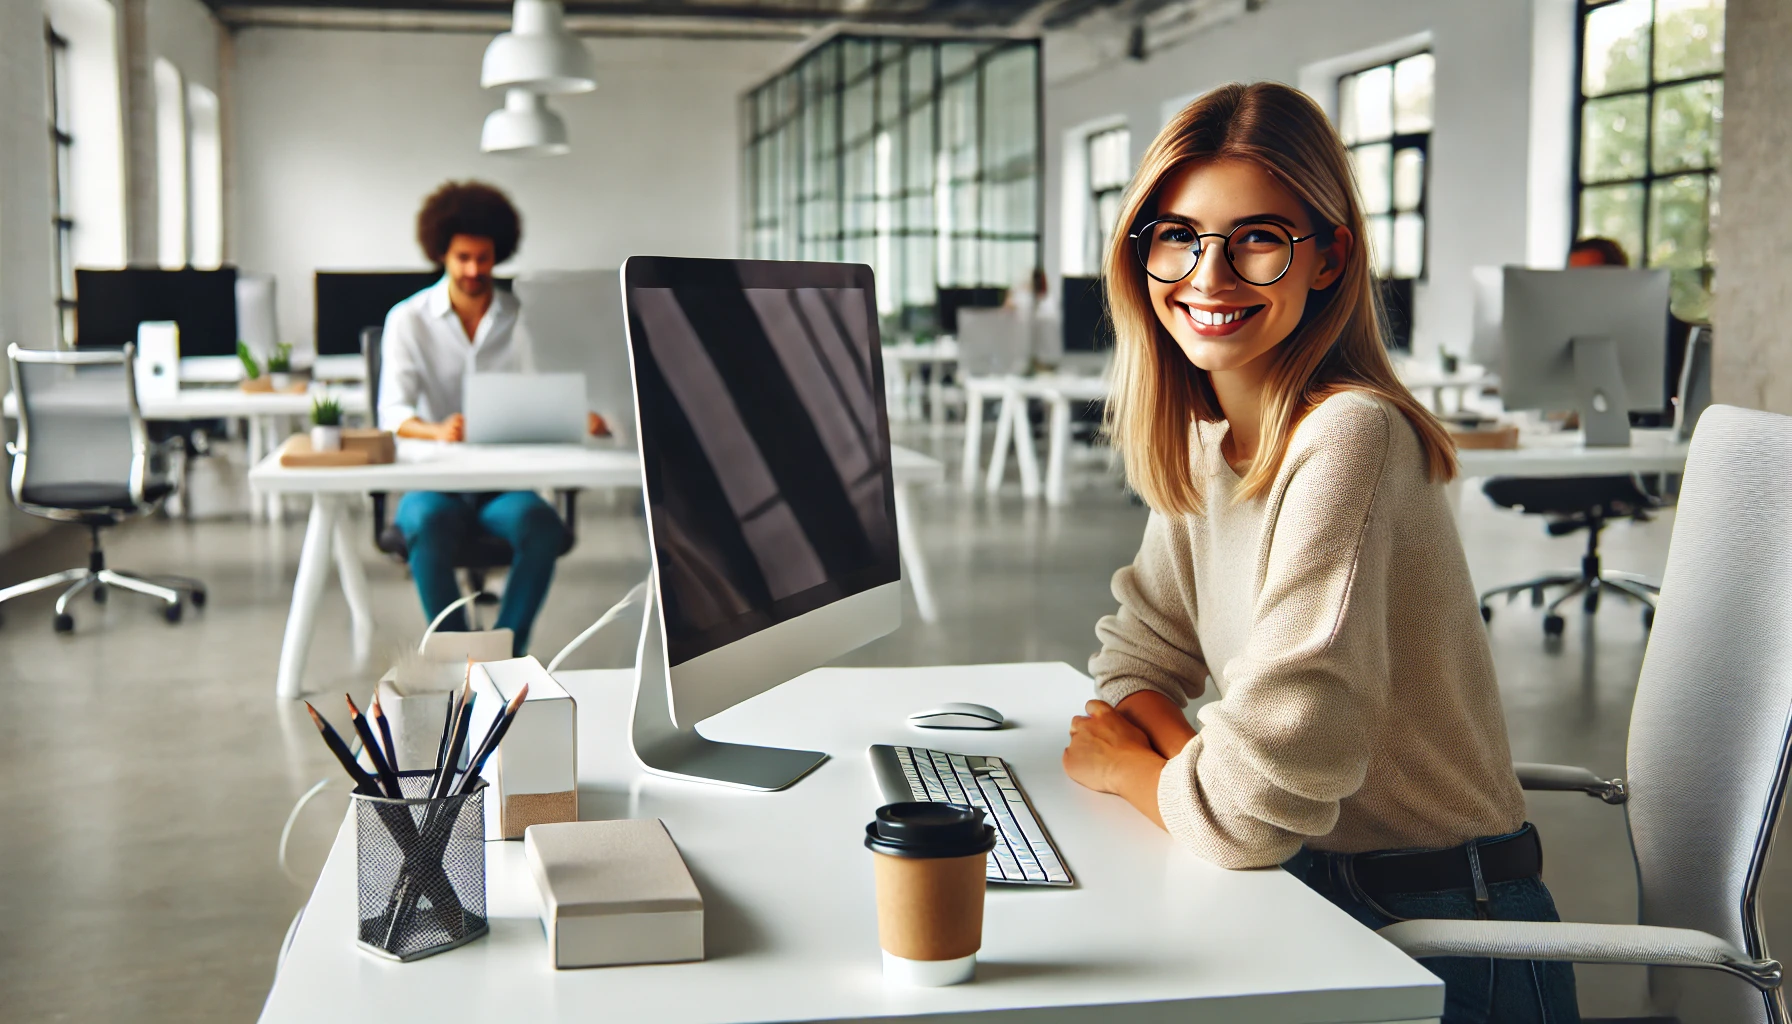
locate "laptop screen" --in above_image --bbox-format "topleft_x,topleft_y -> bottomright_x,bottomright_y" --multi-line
624,259 -> 898,667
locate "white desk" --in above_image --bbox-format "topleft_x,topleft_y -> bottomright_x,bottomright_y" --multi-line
883,339 -> 960,427
1395,361 -> 1495,415
965,375 -> 1111,506
1454,427 -> 1689,478
261,662 -> 1442,1023
249,442 -> 949,699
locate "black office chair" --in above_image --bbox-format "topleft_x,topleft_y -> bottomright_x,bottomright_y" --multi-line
360,327 -> 578,625
0,343 -> 205,632
1477,475 -> 1660,636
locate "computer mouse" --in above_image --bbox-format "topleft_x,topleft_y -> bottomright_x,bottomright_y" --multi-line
907,702 -> 1005,730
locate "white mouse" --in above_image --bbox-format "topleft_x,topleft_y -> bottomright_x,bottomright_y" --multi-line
907,702 -> 1005,730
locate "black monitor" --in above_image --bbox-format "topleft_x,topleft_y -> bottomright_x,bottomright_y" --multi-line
935,286 -> 1006,336
314,271 -> 440,357
75,267 -> 239,356
1060,275 -> 1113,353
1378,277 -> 1414,352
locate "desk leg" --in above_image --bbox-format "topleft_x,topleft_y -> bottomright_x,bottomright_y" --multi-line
267,416 -> 288,524
961,389 -> 985,492
1013,397 -> 1041,500
1044,394 -> 1071,506
928,365 -> 946,432
247,416 -> 265,522
276,495 -> 340,699
985,391 -> 1015,494
893,484 -> 937,624
332,510 -> 373,665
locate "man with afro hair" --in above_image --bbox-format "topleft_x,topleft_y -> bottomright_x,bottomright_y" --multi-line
375,180 -> 603,655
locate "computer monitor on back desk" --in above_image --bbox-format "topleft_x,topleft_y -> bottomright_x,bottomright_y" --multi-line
1498,267 -> 1668,448
75,267 -> 239,355
622,256 -> 901,791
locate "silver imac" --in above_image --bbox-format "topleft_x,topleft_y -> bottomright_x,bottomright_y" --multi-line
1499,267 -> 1668,447
621,256 -> 901,790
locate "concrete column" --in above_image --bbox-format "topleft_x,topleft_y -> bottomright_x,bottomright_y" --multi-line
1711,0 -> 1792,413
119,0 -> 159,267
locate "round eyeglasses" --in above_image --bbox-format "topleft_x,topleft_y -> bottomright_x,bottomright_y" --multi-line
1130,219 -> 1319,287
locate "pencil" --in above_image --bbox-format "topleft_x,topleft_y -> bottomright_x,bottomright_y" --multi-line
370,690 -> 400,777
430,678 -> 476,801
304,701 -> 379,793
457,683 -> 529,795
346,694 -> 403,799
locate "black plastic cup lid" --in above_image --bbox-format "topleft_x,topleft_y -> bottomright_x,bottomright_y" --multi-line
864,802 -> 997,859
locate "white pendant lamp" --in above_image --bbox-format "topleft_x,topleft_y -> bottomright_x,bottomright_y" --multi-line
481,0 -> 595,95
481,89 -> 571,156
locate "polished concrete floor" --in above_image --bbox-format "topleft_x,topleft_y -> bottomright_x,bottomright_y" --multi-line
0,429 -> 1776,1021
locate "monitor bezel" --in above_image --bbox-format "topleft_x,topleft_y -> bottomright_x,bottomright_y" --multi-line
621,256 -> 901,697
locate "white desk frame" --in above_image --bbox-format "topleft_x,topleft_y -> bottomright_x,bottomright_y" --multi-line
249,442 -> 948,699
261,662 -> 1442,1023
883,339 -> 960,428
964,375 -> 1111,506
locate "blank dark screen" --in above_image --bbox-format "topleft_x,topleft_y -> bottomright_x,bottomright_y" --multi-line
629,284 -> 898,666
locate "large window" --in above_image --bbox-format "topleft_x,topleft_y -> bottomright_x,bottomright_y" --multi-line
1576,0 -> 1723,322
154,57 -> 187,270
742,36 -> 1042,334
1084,126 -> 1130,274
47,23 -> 75,346
186,83 -> 222,270
1338,52 -> 1433,280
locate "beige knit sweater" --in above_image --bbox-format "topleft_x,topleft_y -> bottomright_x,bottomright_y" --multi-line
1090,390 -> 1525,870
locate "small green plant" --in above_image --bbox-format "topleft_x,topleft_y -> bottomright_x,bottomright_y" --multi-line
267,342 -> 293,374
236,340 -> 262,379
311,395 -> 343,427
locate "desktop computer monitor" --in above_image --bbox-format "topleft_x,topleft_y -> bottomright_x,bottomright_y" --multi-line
75,267 -> 239,356
314,271 -> 443,357
622,255 -> 901,790
1499,267 -> 1668,447
935,286 -> 1006,336
1059,275 -> 1113,354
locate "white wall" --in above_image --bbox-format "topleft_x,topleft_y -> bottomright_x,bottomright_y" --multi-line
229,28 -> 796,354
1043,0 -> 1574,358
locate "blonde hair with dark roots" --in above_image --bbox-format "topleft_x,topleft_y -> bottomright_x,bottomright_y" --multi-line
1102,82 -> 1456,516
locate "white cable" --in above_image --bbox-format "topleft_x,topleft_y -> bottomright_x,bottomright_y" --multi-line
420,592 -> 480,653
277,777 -> 334,885
546,578 -> 649,674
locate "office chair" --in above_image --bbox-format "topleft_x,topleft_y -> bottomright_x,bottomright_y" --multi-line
1381,405 -> 1792,1024
0,344 -> 205,632
359,327 -> 577,626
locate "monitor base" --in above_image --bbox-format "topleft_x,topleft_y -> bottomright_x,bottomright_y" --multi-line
630,592 -> 828,792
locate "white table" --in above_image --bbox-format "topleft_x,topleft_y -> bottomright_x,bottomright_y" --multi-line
260,662 -> 1442,1023
249,441 -> 949,699
965,374 -> 1111,506
1454,426 -> 1689,478
1395,361 -> 1496,415
883,339 -> 960,427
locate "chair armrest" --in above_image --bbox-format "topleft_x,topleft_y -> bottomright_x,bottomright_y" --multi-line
1377,920 -> 1781,991
1513,761 -> 1628,803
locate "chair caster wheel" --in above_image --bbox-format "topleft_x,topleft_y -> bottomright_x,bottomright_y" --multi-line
1643,608 -> 1655,630
54,613 -> 74,633
1543,614 -> 1565,637
1480,605 -> 1492,624
93,584 -> 107,604
164,601 -> 183,624
191,589 -> 207,608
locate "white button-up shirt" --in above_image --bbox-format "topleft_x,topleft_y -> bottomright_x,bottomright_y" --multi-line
376,275 -> 534,430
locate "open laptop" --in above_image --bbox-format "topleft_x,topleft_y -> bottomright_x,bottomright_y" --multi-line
462,372 -> 587,444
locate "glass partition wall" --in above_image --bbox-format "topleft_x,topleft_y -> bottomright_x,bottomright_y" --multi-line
742,35 -> 1042,337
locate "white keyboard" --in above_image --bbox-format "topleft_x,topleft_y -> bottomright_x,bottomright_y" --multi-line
868,744 -> 1073,886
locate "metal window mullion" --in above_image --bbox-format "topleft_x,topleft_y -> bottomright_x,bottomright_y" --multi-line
1640,0 -> 1657,266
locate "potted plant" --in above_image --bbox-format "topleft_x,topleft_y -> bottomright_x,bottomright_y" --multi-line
268,343 -> 294,390
311,394 -> 343,452
236,340 -> 262,380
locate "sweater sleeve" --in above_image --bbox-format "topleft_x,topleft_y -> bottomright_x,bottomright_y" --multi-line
1089,510 -> 1212,708
1158,399 -> 1397,869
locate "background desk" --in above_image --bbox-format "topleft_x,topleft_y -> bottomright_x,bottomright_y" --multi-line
249,442 -> 948,698
261,662 -> 1442,1023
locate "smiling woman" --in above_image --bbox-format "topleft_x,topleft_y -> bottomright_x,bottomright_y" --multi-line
1067,82 -> 1581,1024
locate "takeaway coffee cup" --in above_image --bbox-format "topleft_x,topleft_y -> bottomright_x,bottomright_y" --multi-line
864,802 -> 997,986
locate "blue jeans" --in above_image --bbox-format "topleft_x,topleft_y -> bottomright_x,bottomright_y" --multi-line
394,491 -> 565,656
1283,832 -> 1580,1024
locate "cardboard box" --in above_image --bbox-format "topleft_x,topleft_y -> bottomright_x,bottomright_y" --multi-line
471,657 -> 577,840
524,819 -> 704,969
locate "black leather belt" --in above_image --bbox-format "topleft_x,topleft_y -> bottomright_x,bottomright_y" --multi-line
1348,823 -> 1543,898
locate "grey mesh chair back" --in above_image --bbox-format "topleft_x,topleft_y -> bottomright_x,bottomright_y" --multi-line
956,307 -> 1031,377
513,269 -> 635,443
1675,325 -> 1714,442
1628,404 -> 1792,1022
8,344 -> 151,521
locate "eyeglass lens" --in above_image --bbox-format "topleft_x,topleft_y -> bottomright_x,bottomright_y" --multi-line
1137,221 -> 1295,286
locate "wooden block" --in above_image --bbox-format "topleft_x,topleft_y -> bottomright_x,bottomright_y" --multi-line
341,428 -> 396,464
277,434 -> 373,467
239,377 -> 309,394
1449,424 -> 1520,450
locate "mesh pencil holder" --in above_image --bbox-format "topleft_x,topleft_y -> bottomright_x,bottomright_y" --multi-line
351,770 -> 489,962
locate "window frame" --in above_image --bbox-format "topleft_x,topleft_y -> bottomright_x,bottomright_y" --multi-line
46,21 -> 76,347
1337,50 -> 1433,282
1084,125 -> 1129,276
1571,0 -> 1722,320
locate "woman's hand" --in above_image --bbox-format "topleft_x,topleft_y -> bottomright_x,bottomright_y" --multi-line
1063,700 -> 1168,830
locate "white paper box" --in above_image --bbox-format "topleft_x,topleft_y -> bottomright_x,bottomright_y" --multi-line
376,630 -> 517,772
134,322 -> 180,403
524,819 -> 704,969
471,657 -> 577,840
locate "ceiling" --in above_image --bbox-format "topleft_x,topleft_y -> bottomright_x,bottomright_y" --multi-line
202,0 -> 1138,37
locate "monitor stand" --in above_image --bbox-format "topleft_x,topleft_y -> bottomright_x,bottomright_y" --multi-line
629,588 -> 828,791
1570,334 -> 1632,448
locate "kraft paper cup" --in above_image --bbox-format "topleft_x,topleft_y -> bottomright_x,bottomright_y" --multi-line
865,803 -> 997,987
